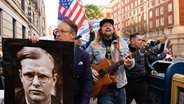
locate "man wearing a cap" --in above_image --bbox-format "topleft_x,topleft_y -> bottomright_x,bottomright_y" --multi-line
74,35 -> 83,49
86,18 -> 134,104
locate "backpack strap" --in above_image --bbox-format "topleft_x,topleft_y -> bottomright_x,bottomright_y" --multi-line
114,42 -> 120,63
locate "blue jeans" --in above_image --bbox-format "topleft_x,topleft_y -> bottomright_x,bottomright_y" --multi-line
97,85 -> 126,104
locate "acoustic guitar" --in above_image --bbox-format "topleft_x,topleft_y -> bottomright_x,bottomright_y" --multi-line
91,40 -> 160,97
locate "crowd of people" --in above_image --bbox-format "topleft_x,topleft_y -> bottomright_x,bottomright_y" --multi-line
0,18 -> 173,104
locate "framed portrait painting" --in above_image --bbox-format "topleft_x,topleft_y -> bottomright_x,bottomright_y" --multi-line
2,38 -> 74,104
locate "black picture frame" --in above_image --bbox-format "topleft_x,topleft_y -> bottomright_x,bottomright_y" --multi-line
2,38 -> 74,104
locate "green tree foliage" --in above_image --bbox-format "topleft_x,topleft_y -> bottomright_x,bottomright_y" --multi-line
84,4 -> 104,20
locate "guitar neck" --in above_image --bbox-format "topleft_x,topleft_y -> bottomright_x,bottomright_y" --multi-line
102,44 -> 158,75
105,60 -> 124,73
104,49 -> 144,73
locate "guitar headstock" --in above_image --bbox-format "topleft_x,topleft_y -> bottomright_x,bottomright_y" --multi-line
129,40 -> 160,58
148,40 -> 160,47
140,40 -> 160,55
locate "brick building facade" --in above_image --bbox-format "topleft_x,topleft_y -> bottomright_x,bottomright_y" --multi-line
0,0 -> 46,56
109,0 -> 184,56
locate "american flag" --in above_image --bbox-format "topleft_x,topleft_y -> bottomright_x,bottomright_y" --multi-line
58,0 -> 86,28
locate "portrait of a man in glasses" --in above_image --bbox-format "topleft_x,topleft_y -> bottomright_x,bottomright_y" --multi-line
15,46 -> 62,104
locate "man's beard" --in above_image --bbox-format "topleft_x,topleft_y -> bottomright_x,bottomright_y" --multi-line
102,32 -> 113,39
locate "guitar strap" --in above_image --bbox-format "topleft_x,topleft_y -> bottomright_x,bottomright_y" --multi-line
114,41 -> 120,63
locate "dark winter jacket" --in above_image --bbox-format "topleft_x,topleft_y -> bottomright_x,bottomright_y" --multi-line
126,44 -> 154,80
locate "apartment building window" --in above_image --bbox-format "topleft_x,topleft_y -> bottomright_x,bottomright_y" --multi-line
128,5 -> 130,11
168,15 -> 173,24
28,6 -> 32,22
125,7 -> 127,12
135,9 -> 137,15
168,3 -> 172,12
118,4 -> 120,9
156,19 -> 159,27
160,6 -> 164,15
130,13 -> 132,17
150,21 -> 153,29
13,18 -> 16,38
12,18 -> 17,38
138,7 -> 141,13
0,9 -> 2,36
122,2 -> 124,6
35,18 -> 38,27
138,0 -> 140,5
138,15 -> 141,22
149,1 -> 153,8
118,11 -> 121,15
22,25 -> 26,39
144,6 -> 146,11
114,13 -> 117,18
132,11 -> 134,16
160,17 -> 164,26
149,11 -> 152,18
21,0 -> 25,11
131,3 -> 133,9
121,9 -> 124,14
135,1 -> 137,6
155,0 -> 159,5
33,13 -> 35,24
144,14 -> 146,20
36,19 -> 39,28
156,8 -> 159,16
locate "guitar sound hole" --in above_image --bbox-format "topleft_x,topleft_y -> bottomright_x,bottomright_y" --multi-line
98,69 -> 105,78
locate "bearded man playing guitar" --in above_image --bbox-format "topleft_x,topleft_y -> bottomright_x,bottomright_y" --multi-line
86,18 -> 134,104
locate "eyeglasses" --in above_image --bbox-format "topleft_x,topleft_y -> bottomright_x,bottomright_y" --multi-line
23,72 -> 52,83
53,29 -> 71,35
142,40 -> 146,42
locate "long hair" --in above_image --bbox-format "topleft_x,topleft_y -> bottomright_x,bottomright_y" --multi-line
94,26 -> 121,43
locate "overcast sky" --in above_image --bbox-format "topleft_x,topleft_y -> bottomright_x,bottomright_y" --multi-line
45,0 -> 110,27
82,0 -> 110,5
